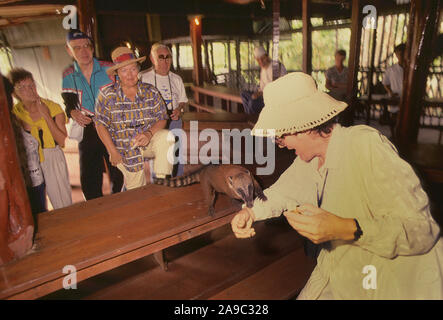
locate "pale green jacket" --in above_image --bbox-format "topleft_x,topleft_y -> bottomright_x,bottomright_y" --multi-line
252,124 -> 443,299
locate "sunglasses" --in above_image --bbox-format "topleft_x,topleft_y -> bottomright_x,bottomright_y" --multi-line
158,54 -> 172,60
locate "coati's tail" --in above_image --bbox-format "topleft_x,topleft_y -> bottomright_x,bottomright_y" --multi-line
153,171 -> 201,187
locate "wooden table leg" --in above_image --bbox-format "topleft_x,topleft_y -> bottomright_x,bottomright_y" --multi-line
153,250 -> 168,271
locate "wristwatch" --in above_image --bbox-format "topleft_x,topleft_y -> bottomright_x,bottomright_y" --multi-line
353,219 -> 363,241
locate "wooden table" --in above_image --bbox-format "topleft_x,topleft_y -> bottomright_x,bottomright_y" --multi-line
0,184 -> 240,299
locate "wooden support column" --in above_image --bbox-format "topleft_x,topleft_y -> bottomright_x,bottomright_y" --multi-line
396,0 -> 441,149
235,39 -> 241,89
344,0 -> 363,126
77,0 -> 102,58
302,0 -> 312,75
0,76 -> 34,266
175,43 -> 180,71
272,0 -> 280,80
189,15 -> 204,87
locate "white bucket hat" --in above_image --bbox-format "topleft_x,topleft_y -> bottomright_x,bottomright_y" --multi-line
251,72 -> 348,137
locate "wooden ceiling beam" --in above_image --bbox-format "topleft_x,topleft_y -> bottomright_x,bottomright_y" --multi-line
0,4 -> 64,18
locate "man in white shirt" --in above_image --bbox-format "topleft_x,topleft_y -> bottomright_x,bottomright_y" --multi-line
240,46 -> 287,114
382,43 -> 406,113
140,43 -> 188,177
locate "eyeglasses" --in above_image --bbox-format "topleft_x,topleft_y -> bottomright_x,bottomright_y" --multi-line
15,83 -> 36,91
70,43 -> 93,52
158,54 -> 172,61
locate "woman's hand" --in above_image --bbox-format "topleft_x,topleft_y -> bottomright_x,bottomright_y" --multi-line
109,149 -> 123,166
231,208 -> 256,239
283,204 -> 357,244
71,109 -> 92,127
132,131 -> 152,148
170,108 -> 182,121
37,99 -> 51,118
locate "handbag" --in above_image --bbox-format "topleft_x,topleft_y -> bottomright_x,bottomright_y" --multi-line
67,118 -> 84,142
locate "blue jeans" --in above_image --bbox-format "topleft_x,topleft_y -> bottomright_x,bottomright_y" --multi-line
241,91 -> 265,114
27,183 -> 47,214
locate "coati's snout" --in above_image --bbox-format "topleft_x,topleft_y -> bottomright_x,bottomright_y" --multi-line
228,173 -> 254,208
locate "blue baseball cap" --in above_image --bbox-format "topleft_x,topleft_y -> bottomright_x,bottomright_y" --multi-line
66,29 -> 92,43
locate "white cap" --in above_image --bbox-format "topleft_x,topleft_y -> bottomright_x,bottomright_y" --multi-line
253,46 -> 266,59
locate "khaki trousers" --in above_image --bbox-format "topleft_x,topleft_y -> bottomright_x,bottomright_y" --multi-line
117,129 -> 174,190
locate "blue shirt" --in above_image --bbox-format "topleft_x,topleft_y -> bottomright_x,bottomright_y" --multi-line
62,58 -> 114,115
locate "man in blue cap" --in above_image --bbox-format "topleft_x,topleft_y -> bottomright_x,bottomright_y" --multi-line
62,29 -> 123,200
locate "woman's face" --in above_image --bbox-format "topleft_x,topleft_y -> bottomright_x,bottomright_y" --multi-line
14,78 -> 38,103
276,131 -> 318,162
117,63 -> 140,88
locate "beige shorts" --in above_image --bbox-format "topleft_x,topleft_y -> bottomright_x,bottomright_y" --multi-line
117,129 -> 174,190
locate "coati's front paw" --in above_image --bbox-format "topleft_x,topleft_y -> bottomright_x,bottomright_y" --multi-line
208,206 -> 215,216
257,193 -> 268,201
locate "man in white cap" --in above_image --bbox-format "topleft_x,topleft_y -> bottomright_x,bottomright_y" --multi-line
94,47 -> 174,190
231,72 -> 443,299
240,45 -> 286,114
140,43 -> 188,177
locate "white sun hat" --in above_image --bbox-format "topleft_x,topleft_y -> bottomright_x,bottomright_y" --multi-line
251,72 -> 348,137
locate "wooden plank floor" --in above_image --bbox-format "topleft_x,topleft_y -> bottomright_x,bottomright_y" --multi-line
41,217 -> 314,300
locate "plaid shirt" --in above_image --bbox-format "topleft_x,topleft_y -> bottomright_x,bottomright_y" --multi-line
94,80 -> 168,172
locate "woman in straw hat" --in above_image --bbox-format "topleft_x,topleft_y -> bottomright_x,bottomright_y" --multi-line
231,72 -> 443,299
94,47 -> 174,190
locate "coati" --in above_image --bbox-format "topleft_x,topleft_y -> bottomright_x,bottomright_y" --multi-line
153,165 -> 267,216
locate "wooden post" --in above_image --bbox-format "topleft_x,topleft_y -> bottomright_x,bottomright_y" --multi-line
235,39 -> 241,89
189,15 -> 204,87
344,0 -> 363,126
272,0 -> 280,80
0,76 -> 34,266
175,43 -> 180,71
302,0 -> 312,75
77,0 -> 102,58
396,0 -> 441,149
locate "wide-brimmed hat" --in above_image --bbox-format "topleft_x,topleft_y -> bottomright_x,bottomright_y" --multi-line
106,47 -> 146,75
251,72 -> 348,137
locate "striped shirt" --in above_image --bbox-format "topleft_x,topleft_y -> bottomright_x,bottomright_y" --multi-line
94,80 -> 168,172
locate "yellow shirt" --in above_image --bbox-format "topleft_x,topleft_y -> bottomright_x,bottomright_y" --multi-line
251,124 -> 443,299
12,99 -> 66,163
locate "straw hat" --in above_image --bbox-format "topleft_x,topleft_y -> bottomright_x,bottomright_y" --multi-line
251,72 -> 348,137
106,47 -> 146,75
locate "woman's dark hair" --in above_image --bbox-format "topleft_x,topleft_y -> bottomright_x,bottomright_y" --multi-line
310,116 -> 338,136
336,49 -> 346,58
7,68 -> 34,87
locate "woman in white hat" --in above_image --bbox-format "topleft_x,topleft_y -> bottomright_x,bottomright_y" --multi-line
231,72 -> 443,299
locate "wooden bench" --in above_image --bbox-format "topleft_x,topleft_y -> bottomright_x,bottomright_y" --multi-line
0,184 -> 240,299
209,247 -> 315,300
